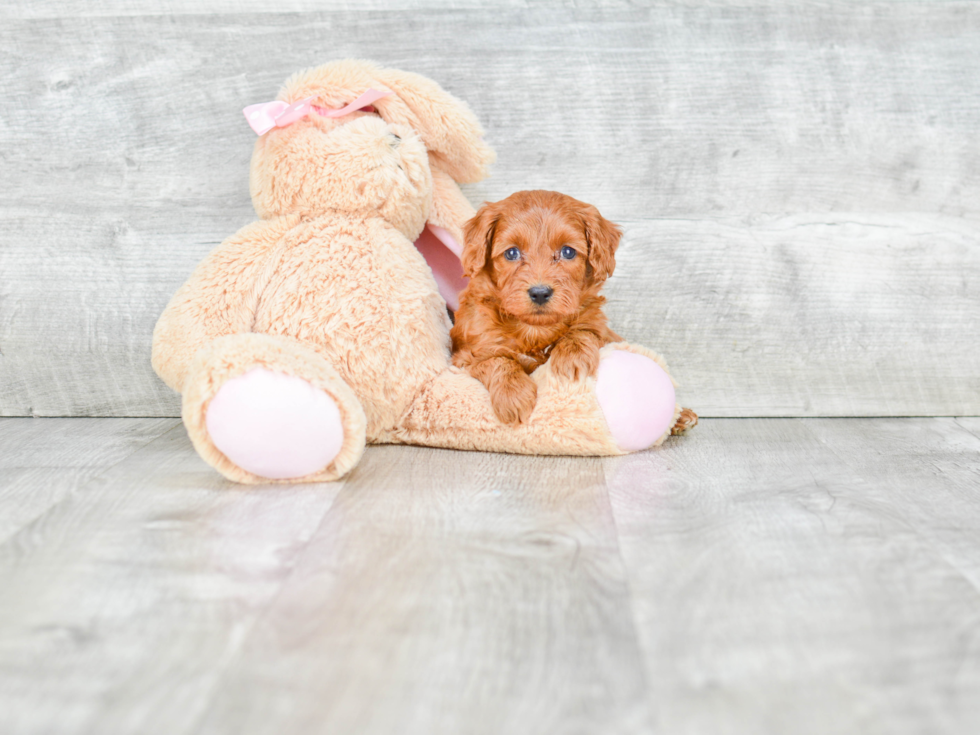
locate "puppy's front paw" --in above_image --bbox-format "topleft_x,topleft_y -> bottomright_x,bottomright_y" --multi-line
549,340 -> 600,382
491,372 -> 538,425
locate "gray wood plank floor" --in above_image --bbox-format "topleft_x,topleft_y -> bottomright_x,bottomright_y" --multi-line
1,417 -> 978,735
0,419 -> 178,544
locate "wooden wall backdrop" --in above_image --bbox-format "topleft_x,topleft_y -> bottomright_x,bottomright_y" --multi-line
1,1 -> 978,417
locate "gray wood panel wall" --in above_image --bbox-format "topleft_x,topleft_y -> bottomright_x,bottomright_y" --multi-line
2,2 -> 978,417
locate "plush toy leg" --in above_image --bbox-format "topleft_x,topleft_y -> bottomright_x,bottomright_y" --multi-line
387,342 -> 680,456
594,344 -> 679,451
182,333 -> 367,484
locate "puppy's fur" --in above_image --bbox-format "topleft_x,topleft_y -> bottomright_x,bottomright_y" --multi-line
451,190 -> 624,425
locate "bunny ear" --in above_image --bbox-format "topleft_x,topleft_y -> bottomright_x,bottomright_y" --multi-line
372,67 -> 495,184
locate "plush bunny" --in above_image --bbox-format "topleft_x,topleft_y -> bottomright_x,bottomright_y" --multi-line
152,60 -> 687,484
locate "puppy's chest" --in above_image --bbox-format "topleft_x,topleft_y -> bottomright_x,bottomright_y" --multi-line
510,326 -> 565,374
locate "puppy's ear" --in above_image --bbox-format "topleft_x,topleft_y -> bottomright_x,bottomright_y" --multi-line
581,205 -> 622,285
461,203 -> 500,278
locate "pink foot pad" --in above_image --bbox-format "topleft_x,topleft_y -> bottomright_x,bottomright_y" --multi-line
206,368 -> 344,480
595,351 -> 676,452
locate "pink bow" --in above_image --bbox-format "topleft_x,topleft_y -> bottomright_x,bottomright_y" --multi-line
243,88 -> 393,135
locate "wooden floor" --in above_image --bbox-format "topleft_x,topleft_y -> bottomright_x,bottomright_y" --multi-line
2,417 -> 978,734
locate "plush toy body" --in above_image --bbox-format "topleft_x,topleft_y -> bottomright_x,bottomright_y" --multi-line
152,60 -> 685,484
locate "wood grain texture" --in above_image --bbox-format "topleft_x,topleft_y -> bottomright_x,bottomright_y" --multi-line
1,4 -> 978,416
0,424 -> 347,735
956,416 -> 980,441
0,0 -> 550,18
0,425 -> 651,735
605,418 -> 980,735
2,417 -> 980,733
3,1 -> 974,19
0,418 -> 178,543
195,446 -> 650,735
609,214 -> 980,416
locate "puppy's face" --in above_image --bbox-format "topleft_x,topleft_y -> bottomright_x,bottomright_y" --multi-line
462,190 -> 621,326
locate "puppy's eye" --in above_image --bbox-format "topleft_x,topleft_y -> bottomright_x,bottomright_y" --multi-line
560,245 -> 577,260
504,247 -> 521,261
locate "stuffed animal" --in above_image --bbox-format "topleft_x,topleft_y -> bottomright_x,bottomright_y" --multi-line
151,60 -> 688,484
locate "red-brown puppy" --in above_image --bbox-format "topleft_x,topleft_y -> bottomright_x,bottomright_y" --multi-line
451,190 -> 623,425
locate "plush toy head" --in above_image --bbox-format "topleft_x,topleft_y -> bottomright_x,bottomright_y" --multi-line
247,60 -> 494,246
252,112 -> 432,237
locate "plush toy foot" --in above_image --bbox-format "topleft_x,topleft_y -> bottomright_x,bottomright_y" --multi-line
595,349 -> 677,451
206,368 -> 344,480
182,332 -> 367,484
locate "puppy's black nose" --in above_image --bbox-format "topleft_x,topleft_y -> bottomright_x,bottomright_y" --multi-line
528,285 -> 553,305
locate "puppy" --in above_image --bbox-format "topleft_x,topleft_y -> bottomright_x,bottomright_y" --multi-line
451,190 -> 624,425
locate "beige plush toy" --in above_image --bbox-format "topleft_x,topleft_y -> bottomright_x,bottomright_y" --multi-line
152,60 -> 687,484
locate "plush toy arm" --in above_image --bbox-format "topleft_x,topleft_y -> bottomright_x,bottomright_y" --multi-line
151,215 -> 299,392
390,343 -> 682,456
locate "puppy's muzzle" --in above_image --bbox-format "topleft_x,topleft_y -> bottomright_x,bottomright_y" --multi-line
528,285 -> 553,305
